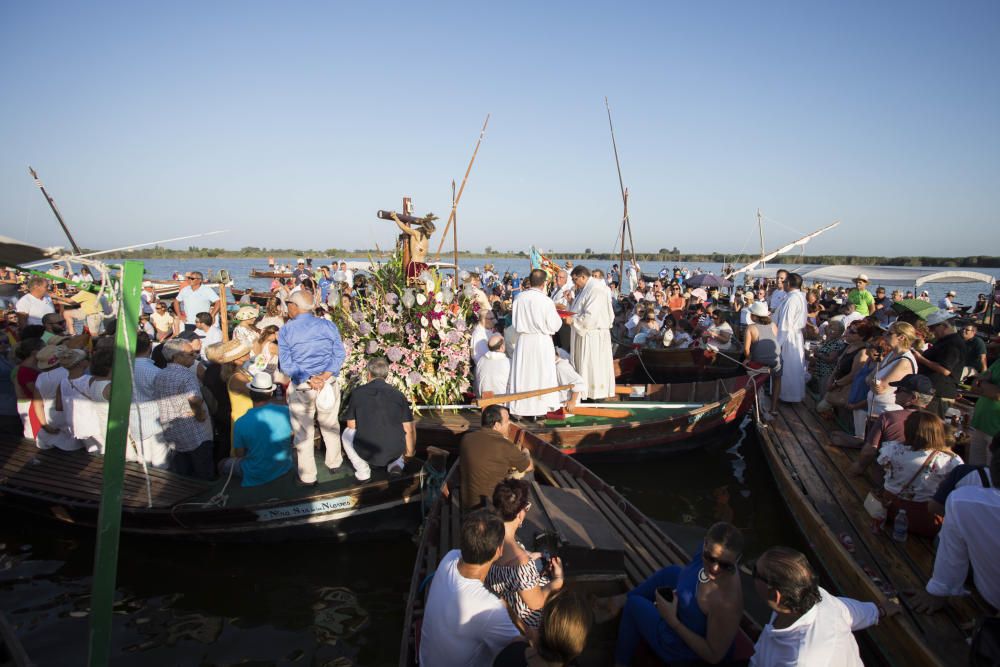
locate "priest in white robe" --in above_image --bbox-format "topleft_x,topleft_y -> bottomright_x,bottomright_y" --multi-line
567,267 -> 616,400
775,273 -> 808,404
475,335 -> 511,398
507,270 -> 563,417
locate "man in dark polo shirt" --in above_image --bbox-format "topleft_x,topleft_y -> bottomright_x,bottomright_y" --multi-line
459,405 -> 532,510
847,374 -> 935,475
343,357 -> 415,481
914,310 -> 967,417
962,323 -> 988,380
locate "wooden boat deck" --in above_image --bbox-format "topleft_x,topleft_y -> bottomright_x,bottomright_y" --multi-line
0,438 -> 209,509
757,396 -> 985,666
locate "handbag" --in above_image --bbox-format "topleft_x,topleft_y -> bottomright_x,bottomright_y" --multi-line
864,451 -> 941,519
823,381 -> 851,409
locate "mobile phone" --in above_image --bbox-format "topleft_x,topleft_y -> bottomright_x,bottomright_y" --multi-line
656,587 -> 674,603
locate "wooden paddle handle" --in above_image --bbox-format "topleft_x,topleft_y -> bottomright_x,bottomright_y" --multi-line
569,407 -> 630,418
476,385 -> 572,408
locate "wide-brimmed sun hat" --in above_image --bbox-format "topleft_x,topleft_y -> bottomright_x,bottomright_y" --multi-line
749,301 -> 770,318
36,345 -> 64,371
207,339 -> 251,364
234,305 -> 259,322
855,274 -> 869,283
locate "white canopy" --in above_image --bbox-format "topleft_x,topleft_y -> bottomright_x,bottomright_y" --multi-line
0,236 -> 60,267
749,264 -> 996,288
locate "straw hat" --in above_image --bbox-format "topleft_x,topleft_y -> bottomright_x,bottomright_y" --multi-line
37,345 -> 64,371
57,347 -> 87,368
749,301 -> 770,318
206,339 -> 251,364
855,274 -> 869,283
234,305 -> 259,322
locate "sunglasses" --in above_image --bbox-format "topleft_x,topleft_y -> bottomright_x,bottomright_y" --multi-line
522,502 -> 532,513
702,547 -> 739,573
752,562 -> 774,587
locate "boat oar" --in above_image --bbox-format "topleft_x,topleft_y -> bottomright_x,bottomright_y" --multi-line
566,406 -> 630,419
476,385 -> 572,409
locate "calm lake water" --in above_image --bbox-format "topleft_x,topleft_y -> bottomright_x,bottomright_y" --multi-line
4,256 -> 994,665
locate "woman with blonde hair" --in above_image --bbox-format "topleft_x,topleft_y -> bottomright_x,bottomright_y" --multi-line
257,297 -> 285,330
493,590 -> 594,666
867,322 -> 918,421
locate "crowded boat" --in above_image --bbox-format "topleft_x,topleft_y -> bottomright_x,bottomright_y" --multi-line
1,250 -> 999,666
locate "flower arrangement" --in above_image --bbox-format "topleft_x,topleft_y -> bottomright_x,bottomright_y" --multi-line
332,250 -> 473,409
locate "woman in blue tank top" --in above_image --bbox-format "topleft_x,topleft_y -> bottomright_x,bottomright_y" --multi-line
614,522 -> 745,665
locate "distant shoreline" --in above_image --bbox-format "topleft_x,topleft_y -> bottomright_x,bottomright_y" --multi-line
100,247 -> 1000,269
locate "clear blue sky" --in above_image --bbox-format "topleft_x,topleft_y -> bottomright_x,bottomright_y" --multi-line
2,1 -> 997,258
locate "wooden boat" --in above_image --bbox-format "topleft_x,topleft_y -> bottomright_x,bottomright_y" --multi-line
249,269 -> 292,279
399,426 -> 759,665
229,287 -> 272,306
756,395 -> 987,666
637,346 -> 745,382
416,374 -> 764,458
0,438 -> 443,542
0,612 -> 32,667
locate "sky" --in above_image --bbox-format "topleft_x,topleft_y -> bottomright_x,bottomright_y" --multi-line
1,1 -> 998,258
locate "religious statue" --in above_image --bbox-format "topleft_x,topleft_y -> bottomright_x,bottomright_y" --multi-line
377,200 -> 438,280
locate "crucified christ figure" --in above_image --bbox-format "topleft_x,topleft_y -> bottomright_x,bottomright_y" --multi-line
390,212 -> 437,279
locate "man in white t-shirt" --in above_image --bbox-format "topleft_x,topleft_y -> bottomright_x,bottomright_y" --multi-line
419,509 -> 522,666
173,272 -> 219,332
15,276 -> 56,328
194,312 -> 223,361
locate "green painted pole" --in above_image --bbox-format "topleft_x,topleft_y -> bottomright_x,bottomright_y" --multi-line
87,259 -> 143,666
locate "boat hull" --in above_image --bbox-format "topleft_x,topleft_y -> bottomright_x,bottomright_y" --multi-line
637,347 -> 744,382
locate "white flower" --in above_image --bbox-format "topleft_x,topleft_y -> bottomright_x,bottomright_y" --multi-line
416,293 -> 427,306
420,316 -> 429,327
432,318 -> 443,330
434,292 -> 443,303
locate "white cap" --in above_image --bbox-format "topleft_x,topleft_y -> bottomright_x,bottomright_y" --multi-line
142,280 -> 153,287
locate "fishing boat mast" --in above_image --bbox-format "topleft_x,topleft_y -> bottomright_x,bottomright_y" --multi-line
756,208 -> 766,271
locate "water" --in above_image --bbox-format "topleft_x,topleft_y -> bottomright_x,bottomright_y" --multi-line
1,422 -> 798,666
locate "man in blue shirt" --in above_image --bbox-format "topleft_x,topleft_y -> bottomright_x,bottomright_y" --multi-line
278,291 -> 347,485
219,372 -> 294,486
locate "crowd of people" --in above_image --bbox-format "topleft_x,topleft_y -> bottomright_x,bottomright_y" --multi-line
3,258 -> 999,665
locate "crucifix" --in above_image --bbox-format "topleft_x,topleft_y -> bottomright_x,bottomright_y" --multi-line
377,197 -> 438,281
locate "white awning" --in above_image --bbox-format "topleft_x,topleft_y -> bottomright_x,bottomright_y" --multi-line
0,236 -> 61,267
749,264 -> 996,288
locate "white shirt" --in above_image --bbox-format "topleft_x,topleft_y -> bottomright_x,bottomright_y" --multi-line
938,296 -> 954,311
926,486 -> 1000,609
876,444 -> 962,502
469,324 -> 490,365
751,587 -> 878,667
419,550 -> 521,667
198,326 -> 224,360
841,311 -> 864,327
175,285 -> 219,325
475,351 -> 511,398
550,282 -> 573,307
16,293 -> 55,326
555,356 -> 587,403
769,289 -> 788,313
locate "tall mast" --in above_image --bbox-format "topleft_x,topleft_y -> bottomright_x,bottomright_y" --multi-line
757,208 -> 766,271
28,166 -> 83,254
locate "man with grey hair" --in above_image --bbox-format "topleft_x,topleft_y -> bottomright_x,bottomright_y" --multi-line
845,374 -> 936,475
174,271 -> 219,333
153,338 -> 214,479
475,335 -> 510,398
343,356 -> 415,480
16,276 -> 56,328
278,290 -> 346,484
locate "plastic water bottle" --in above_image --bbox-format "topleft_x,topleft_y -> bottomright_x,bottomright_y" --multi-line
892,509 -> 908,542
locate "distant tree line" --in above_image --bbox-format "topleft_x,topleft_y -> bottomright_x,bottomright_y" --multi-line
101,246 -> 1000,269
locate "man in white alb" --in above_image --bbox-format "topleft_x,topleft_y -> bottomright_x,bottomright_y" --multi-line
774,272 -> 808,405
566,266 -> 615,401
768,269 -> 789,313
507,269 -> 563,418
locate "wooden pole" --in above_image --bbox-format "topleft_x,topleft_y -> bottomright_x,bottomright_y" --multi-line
87,260 -> 142,666
28,166 -> 83,255
451,179 -> 459,279
219,280 -> 230,342
433,114 -> 490,262
475,385 -> 571,408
